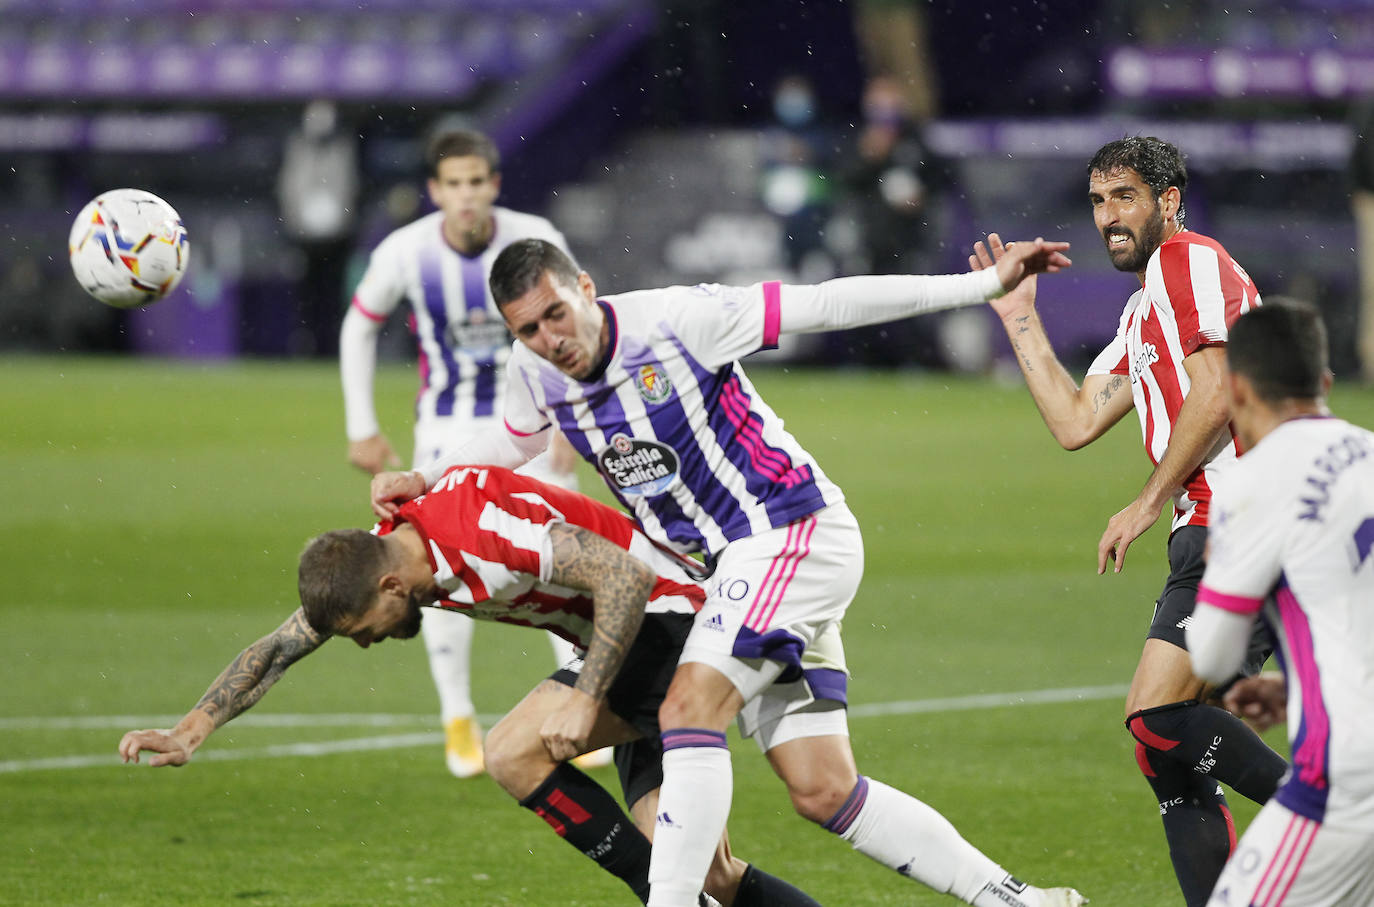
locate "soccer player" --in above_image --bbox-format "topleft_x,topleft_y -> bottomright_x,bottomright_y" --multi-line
371,238 -> 1087,907
970,136 -> 1288,905
119,465 -> 818,907
339,127 -> 592,778
1187,302 -> 1374,906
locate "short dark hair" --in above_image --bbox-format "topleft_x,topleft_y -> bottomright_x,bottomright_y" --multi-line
298,529 -> 391,635
1227,300 -> 1329,403
1088,136 -> 1189,222
489,239 -> 582,307
425,129 -> 500,179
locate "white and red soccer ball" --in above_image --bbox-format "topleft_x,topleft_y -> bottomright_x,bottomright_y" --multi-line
68,188 -> 190,308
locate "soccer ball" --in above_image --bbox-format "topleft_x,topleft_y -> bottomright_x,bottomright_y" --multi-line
68,188 -> 190,308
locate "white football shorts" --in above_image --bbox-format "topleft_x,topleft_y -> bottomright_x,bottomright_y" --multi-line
678,502 -> 862,731
1207,800 -> 1374,907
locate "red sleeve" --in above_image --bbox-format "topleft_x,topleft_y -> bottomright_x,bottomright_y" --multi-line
1156,237 -> 1251,357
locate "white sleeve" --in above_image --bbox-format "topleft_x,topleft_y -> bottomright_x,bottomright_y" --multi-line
340,305 -> 385,441
1187,606 -> 1257,684
418,425 -> 550,487
777,269 -> 1004,335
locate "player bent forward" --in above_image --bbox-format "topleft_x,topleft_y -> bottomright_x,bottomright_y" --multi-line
1188,302 -> 1374,906
372,239 -> 1086,907
119,465 -> 818,906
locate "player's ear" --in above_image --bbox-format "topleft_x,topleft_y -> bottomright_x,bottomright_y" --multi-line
490,171 -> 502,198
577,270 -> 597,301
1160,186 -> 1182,224
1321,369 -> 1334,398
378,572 -> 406,599
425,178 -> 441,207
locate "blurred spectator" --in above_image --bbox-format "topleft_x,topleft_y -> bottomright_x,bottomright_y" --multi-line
835,74 -> 948,367
758,74 -> 837,280
277,100 -> 361,357
851,0 -> 939,122
1351,99 -> 1374,383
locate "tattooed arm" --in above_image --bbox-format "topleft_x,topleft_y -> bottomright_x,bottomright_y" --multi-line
538,522 -> 655,761
118,608 -> 327,767
971,234 -> 1134,449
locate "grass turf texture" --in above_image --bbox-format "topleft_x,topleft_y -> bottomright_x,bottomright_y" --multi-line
6,355 -> 1362,906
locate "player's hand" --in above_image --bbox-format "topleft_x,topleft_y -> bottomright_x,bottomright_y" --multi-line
971,233 -> 1038,320
990,235 -> 1071,293
539,689 -> 599,763
118,729 -> 193,767
1097,497 -> 1162,574
370,470 -> 427,519
348,434 -> 401,475
1222,672 -> 1287,734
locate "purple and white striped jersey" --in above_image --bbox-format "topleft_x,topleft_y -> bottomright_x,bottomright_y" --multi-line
1197,416 -> 1374,826
349,207 -> 570,427
501,280 -> 844,556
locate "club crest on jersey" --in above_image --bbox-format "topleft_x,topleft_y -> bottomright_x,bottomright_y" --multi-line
598,432 -> 679,496
632,363 -> 674,404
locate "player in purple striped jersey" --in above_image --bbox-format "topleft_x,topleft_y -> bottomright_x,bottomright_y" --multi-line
1188,302 -> 1374,905
339,129 -> 595,779
371,238 -> 1087,906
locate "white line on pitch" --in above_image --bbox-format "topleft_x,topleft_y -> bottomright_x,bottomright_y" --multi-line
0,683 -> 1130,774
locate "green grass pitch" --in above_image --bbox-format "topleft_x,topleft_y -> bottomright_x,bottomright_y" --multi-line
5,354 -> 1363,906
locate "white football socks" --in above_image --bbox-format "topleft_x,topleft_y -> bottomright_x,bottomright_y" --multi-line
834,777 -> 1050,907
647,736 -> 733,907
422,609 -> 476,721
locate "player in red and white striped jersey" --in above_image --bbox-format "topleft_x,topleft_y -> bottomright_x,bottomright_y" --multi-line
118,466 -> 819,906
974,136 -> 1287,906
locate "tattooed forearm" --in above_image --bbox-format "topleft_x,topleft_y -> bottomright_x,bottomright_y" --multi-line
1009,315 -> 1036,373
547,524 -> 652,700
193,608 -> 326,729
1092,374 -> 1128,413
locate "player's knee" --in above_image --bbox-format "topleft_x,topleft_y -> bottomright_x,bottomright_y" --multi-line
483,720 -> 545,795
785,775 -> 852,825
657,688 -> 711,731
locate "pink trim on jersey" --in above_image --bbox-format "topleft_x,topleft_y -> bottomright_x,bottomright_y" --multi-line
504,417 -> 551,437
761,280 -> 782,350
718,378 -> 802,486
1254,812 -> 1319,907
1196,584 -> 1264,615
1276,585 -> 1331,793
744,515 -> 817,632
351,295 -> 387,323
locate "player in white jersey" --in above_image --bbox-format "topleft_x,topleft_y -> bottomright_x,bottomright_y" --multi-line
1185,302 -> 1374,906
339,128 -> 589,778
971,137 -> 1286,905
371,238 -> 1087,907
119,466 -> 821,907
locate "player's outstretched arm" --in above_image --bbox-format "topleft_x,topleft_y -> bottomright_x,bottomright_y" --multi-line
971,233 -> 1133,449
118,608 -> 328,767
538,524 -> 654,761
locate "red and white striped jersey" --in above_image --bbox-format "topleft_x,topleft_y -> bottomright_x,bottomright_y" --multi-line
378,465 -> 705,649
1087,230 -> 1260,530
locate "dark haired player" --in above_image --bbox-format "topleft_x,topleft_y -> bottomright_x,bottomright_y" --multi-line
371,236 -> 1084,906
1188,301 -> 1374,905
972,136 -> 1287,905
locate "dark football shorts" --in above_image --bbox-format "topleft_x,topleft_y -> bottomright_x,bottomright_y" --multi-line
549,611 -> 694,809
1149,524 -> 1272,681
